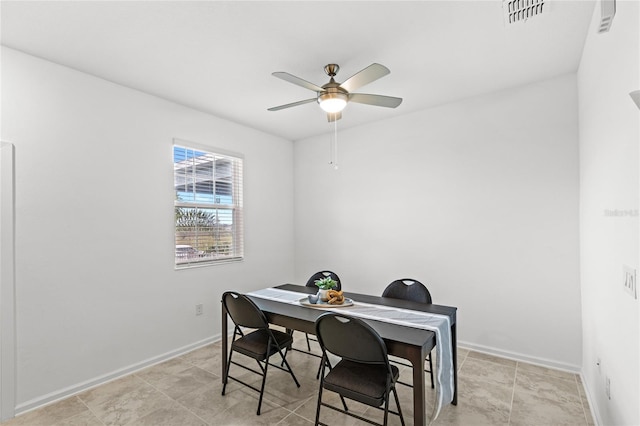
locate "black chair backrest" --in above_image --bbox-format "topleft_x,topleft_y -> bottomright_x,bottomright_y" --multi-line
316,313 -> 387,364
382,279 -> 432,304
306,271 -> 342,290
222,291 -> 269,329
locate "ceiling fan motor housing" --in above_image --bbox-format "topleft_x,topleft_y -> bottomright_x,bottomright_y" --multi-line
318,81 -> 348,106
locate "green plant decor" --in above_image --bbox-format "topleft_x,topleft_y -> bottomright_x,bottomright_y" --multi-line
314,276 -> 338,290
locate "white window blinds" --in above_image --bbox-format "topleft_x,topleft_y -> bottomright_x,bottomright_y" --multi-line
173,143 -> 243,266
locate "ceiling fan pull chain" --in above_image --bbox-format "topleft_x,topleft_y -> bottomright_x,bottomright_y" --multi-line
329,119 -> 338,170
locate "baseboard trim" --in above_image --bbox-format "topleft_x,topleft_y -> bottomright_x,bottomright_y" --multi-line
14,334 -> 221,416
458,340 -> 581,373
579,371 -> 602,426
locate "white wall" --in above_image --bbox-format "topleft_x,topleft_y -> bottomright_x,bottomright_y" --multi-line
0,47 -> 295,411
1,142 -> 17,421
294,74 -> 582,369
578,1 -> 639,424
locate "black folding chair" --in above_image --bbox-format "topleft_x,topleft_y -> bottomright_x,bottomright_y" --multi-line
314,312 -> 405,426
382,278 -> 435,388
300,271 -> 342,352
221,291 -> 300,415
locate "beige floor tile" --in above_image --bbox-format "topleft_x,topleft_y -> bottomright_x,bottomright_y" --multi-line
354,396 -> 407,426
148,366 -> 217,400
458,356 -> 517,387
290,332 -> 322,353
175,381 -> 254,424
181,344 -> 223,376
83,382 -> 173,426
434,402 -> 510,426
54,410 -> 104,426
135,357 -> 194,384
128,400 -> 207,426
396,366 -> 429,391
206,396 -> 291,426
466,351 -> 518,368
509,390 -> 586,426
290,396 -> 318,423
516,362 -> 578,381
515,370 -> 582,403
510,370 -> 586,426
456,347 -> 470,360
394,371 -> 437,411
294,392 -> 371,426
395,379 -> 435,418
1,397 -> 88,426
433,375 -> 512,426
0,342 -> 597,426
78,375 -> 148,407
276,412 -> 315,425
259,371 -> 318,412
279,349 -> 323,380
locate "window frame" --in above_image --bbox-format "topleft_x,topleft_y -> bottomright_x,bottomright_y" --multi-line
173,139 -> 244,268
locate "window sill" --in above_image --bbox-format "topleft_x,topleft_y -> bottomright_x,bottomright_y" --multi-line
175,257 -> 243,270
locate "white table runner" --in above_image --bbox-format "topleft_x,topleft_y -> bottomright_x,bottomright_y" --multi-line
247,287 -> 454,422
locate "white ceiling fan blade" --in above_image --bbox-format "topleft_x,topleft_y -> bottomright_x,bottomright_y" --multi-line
630,90 -> 640,110
268,98 -> 317,111
349,93 -> 402,108
272,72 -> 324,92
339,63 -> 390,93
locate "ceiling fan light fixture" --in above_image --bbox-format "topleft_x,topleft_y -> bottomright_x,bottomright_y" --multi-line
318,92 -> 348,113
269,63 -> 402,120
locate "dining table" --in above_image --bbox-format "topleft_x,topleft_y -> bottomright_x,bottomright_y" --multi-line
220,284 -> 458,426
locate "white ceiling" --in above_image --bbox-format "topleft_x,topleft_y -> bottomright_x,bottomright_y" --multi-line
1,1 -> 595,141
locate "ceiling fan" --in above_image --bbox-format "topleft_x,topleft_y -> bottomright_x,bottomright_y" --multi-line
267,63 -> 402,122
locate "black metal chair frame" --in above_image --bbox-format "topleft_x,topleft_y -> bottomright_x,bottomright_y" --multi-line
301,271 -> 342,351
286,271 -> 342,379
382,278 -> 435,389
314,312 -> 405,426
221,291 -> 300,415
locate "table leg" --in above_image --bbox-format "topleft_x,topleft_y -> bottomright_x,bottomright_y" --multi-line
410,347 -> 428,426
452,323 -> 457,405
221,301 -> 228,384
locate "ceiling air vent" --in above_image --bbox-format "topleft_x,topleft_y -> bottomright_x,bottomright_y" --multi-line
598,0 -> 616,33
503,0 -> 546,25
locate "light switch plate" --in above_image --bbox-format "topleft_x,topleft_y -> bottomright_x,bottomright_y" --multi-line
623,265 -> 637,299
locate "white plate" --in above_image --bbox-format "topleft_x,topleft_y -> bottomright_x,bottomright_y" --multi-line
299,297 -> 354,308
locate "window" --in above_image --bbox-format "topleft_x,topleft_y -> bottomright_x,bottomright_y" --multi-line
173,142 -> 243,266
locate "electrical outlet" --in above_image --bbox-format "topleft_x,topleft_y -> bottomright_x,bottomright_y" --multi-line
623,265 -> 637,299
605,376 -> 611,400
195,304 -> 203,316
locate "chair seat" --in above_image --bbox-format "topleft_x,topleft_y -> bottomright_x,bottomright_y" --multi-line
232,329 -> 293,361
324,359 -> 400,407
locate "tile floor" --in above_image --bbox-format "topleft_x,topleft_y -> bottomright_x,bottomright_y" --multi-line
1,332 -> 595,426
